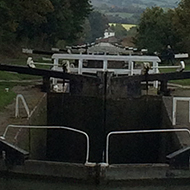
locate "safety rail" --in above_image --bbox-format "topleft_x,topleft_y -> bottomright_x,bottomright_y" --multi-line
0,125 -> 90,165
105,128 -> 190,165
15,94 -> 30,118
51,54 -> 161,88
52,53 -> 161,76
172,97 -> 190,125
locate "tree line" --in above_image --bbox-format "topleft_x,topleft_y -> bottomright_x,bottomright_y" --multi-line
0,0 -> 109,54
135,0 -> 190,55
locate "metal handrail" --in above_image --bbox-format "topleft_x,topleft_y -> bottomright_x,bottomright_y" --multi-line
0,125 -> 90,165
52,53 -> 161,76
15,94 -> 30,118
105,128 -> 190,165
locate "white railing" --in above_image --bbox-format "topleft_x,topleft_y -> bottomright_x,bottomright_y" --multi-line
105,128 -> 190,165
27,54 -> 185,91
51,54 -> 161,88
172,97 -> 190,125
15,94 -> 30,118
52,54 -> 161,76
0,125 -> 90,165
151,60 -> 185,72
28,54 -> 185,75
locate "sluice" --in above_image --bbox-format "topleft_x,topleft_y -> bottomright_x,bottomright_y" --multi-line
0,54 -> 190,183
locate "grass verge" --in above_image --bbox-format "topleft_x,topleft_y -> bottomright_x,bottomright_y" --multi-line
0,83 -> 16,111
159,60 -> 190,86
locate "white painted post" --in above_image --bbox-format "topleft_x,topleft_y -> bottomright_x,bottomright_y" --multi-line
78,59 -> 83,74
153,61 -> 159,88
15,94 -> 30,118
172,98 -> 177,125
129,60 -> 134,75
128,58 -> 131,71
52,58 -> 59,85
103,60 -> 107,71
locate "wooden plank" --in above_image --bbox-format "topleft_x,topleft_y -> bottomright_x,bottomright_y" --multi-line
0,64 -> 99,82
112,71 -> 190,84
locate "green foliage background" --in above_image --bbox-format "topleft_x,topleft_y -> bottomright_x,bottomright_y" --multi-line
135,0 -> 190,55
0,0 -> 93,53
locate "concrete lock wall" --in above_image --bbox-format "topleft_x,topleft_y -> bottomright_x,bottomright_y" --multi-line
46,94 -> 180,164
46,93 -> 104,163
29,95 -> 47,160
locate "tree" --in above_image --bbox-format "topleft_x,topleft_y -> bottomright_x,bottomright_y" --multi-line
86,11 -> 108,43
0,0 -> 19,43
112,23 -> 127,40
134,1 -> 190,54
39,0 -> 92,47
136,7 -> 170,53
0,0 -> 92,51
172,0 -> 190,53
15,0 -> 54,47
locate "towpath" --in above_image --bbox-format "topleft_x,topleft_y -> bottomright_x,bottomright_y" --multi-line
0,83 -> 45,144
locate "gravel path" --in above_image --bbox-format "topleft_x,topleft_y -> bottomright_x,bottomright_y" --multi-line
0,84 -> 45,144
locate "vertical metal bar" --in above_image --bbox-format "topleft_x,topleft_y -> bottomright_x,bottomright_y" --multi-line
78,59 -> 83,74
103,59 -> 107,71
52,58 -> 58,85
129,60 -> 134,75
189,100 -> 190,123
172,98 -> 176,125
153,61 -> 158,88
15,94 -> 30,118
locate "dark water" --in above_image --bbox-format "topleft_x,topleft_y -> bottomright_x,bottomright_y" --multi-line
0,176 -> 190,190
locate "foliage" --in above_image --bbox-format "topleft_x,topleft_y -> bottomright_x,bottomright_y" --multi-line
134,4 -> 190,54
172,0 -> 190,53
42,0 -> 92,46
0,0 -> 92,51
92,0 -> 177,8
77,11 -> 108,44
86,11 -> 108,43
134,7 -> 177,54
134,0 -> 190,54
110,23 -> 127,40
127,27 -> 138,37
92,0 -> 177,24
0,83 -> 16,111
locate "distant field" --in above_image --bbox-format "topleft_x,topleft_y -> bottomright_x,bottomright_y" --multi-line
109,23 -> 137,31
106,12 -> 133,19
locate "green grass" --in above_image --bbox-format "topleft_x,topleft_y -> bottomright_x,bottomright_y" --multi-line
159,60 -> 190,86
0,57 -> 52,81
0,83 -> 16,111
0,57 -> 48,111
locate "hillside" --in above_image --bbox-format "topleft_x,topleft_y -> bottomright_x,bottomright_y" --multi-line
91,0 -> 179,24
91,0 -> 179,9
